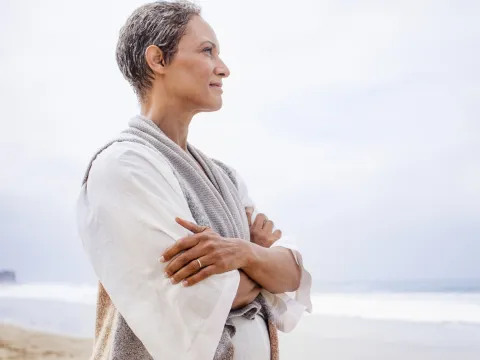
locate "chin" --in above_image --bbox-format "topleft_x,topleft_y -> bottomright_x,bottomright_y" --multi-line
202,98 -> 223,112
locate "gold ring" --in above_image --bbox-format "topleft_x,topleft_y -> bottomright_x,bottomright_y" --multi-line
196,259 -> 202,268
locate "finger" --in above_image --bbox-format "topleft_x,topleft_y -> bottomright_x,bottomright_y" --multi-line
252,213 -> 267,230
181,265 -> 216,287
273,229 -> 282,240
263,220 -> 274,233
245,207 -> 254,227
160,233 -> 204,262
175,217 -> 208,234
164,246 -> 204,277
170,256 -> 208,285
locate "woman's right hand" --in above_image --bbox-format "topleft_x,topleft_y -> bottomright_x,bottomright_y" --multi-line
246,208 -> 282,248
161,218 -> 252,287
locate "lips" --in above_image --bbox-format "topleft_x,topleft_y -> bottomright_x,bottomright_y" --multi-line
209,83 -> 222,88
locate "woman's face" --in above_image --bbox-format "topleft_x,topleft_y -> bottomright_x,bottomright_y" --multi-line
163,16 -> 230,112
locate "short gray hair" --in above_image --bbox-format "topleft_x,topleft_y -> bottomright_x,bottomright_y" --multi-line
116,1 -> 201,101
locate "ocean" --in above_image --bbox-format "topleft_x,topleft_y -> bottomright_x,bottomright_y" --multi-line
1,282 -> 480,359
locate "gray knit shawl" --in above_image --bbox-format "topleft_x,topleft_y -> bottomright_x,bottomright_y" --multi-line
82,115 -> 278,359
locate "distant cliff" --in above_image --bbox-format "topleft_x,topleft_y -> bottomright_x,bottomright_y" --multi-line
0,270 -> 16,283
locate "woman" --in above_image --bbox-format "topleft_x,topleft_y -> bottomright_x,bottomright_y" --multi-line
76,1 -> 312,359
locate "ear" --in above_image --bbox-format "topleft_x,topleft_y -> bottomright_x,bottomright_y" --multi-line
145,45 -> 167,75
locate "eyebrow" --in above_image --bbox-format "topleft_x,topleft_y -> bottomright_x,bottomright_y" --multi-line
200,40 -> 219,54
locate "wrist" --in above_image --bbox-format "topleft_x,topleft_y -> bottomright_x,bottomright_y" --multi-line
239,240 -> 262,270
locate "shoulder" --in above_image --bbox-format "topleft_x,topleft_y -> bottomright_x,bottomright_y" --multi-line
87,141 -> 183,197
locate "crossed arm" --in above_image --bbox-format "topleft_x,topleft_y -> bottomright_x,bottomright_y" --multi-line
161,213 -> 302,309
232,217 -> 302,309
79,142 -> 309,359
232,246 -> 301,309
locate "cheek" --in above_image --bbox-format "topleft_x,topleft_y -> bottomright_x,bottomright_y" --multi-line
184,64 -> 216,102
168,57 -> 216,101
190,61 -> 213,88
176,69 -> 207,90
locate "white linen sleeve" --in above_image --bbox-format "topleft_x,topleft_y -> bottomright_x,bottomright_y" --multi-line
232,167 -> 313,333
76,142 -> 240,360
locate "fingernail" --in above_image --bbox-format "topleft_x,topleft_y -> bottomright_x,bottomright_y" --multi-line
159,256 -> 165,263
164,272 -> 169,278
169,278 -> 176,285
182,280 -> 188,287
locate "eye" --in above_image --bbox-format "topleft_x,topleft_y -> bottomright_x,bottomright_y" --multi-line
203,47 -> 213,55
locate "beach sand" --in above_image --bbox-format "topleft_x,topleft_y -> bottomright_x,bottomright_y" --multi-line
2,315 -> 480,360
0,324 -> 92,360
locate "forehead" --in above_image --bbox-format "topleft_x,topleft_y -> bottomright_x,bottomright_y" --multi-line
180,15 -> 219,48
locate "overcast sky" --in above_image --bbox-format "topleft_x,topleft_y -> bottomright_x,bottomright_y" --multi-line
0,0 -> 479,286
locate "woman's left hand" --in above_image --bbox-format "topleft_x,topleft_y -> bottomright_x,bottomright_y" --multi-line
160,217 -> 248,287
246,208 -> 282,248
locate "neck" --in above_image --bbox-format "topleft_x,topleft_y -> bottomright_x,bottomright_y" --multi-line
140,93 -> 196,151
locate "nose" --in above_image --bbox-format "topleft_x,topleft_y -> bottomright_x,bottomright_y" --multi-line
215,57 -> 230,78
